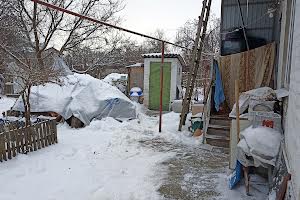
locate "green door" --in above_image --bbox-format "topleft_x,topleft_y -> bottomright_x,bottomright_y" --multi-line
149,62 -> 171,110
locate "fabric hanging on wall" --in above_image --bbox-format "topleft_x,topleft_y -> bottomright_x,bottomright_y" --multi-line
213,59 -> 225,111
219,42 -> 275,109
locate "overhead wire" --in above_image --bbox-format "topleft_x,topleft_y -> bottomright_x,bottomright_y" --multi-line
220,6 -> 278,35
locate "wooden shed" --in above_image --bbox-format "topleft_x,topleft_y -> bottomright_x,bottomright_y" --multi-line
143,53 -> 185,111
126,63 -> 144,93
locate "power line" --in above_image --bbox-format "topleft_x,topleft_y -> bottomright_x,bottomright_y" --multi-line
220,7 -> 277,35
31,0 -> 191,50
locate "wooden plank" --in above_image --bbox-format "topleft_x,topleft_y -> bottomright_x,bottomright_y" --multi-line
47,121 -> 51,146
229,119 -> 251,169
6,132 -> 12,159
49,121 -> 55,145
19,129 -> 25,154
2,133 -> 7,161
0,134 -> 4,161
40,123 -> 45,148
53,120 -> 58,143
16,129 -> 21,153
25,126 -> 31,153
36,124 -> 41,149
44,122 -> 49,147
47,121 -> 53,145
32,126 -> 37,151
10,130 -> 17,157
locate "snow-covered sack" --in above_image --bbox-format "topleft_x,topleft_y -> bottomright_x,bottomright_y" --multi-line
229,87 -> 276,118
13,74 -> 136,125
237,126 -> 282,167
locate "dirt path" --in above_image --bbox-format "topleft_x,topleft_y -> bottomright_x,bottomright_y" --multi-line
139,137 -> 229,200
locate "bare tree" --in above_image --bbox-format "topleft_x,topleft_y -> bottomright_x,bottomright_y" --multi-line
143,29 -> 169,53
0,0 -> 124,125
0,44 -> 64,126
175,14 -> 221,60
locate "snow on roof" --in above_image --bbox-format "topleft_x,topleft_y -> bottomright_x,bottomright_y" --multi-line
125,63 -> 144,68
142,53 -> 180,58
103,73 -> 128,85
142,53 -> 186,67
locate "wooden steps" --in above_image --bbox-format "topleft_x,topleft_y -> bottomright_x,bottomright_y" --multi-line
206,115 -> 231,149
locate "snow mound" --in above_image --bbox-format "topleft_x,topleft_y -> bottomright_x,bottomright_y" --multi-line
103,73 -> 128,85
13,74 -> 136,125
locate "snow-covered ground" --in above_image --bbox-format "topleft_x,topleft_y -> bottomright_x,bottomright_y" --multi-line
0,100 -> 269,200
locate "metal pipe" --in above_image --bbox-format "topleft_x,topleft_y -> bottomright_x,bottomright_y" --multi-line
237,0 -> 250,50
237,0 -> 250,90
159,41 -> 165,132
31,0 -> 189,50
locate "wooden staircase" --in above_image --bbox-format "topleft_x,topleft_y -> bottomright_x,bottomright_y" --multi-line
206,115 -> 231,149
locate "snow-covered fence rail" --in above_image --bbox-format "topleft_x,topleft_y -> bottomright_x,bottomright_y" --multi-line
0,120 -> 57,162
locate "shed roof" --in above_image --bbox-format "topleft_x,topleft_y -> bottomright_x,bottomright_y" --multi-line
142,53 -> 186,67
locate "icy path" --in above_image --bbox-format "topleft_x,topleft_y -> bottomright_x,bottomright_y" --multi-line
0,112 -> 268,200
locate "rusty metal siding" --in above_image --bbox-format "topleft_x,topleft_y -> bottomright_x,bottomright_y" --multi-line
221,0 -> 278,42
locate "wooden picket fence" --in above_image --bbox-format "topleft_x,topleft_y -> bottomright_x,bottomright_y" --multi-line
0,120 -> 57,162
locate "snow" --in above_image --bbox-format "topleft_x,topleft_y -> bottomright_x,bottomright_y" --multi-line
217,173 -> 269,200
0,96 -> 16,114
0,116 -> 174,200
142,53 -> 163,57
239,126 -> 282,166
103,73 -> 128,85
0,99 -> 271,200
13,73 -> 136,125
241,126 -> 281,158
126,63 -> 143,68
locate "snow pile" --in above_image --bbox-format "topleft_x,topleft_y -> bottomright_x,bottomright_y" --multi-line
13,73 -> 136,125
103,73 -> 128,85
158,112 -> 202,146
237,126 -> 282,167
0,116 -> 175,200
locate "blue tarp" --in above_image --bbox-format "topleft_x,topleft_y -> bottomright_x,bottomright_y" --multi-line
213,60 -> 225,111
228,160 -> 243,189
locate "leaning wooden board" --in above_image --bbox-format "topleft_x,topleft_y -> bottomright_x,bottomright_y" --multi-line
229,118 -> 251,169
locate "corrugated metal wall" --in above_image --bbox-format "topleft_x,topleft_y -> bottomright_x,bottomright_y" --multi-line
221,0 -> 279,42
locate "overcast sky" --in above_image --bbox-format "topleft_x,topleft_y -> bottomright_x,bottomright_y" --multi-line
118,0 -> 222,42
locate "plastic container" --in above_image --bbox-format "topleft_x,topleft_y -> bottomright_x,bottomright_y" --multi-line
248,111 -> 281,132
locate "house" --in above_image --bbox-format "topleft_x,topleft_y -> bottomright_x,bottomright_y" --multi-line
142,53 -> 185,111
215,0 -> 299,198
1,47 -> 71,97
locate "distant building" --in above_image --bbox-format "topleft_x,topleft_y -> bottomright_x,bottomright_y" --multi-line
142,53 -> 185,111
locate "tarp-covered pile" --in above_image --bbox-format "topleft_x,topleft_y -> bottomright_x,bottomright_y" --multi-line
13,74 -> 136,125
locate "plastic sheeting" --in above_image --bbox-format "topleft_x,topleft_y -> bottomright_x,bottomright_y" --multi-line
229,87 -> 276,118
13,74 -> 137,125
